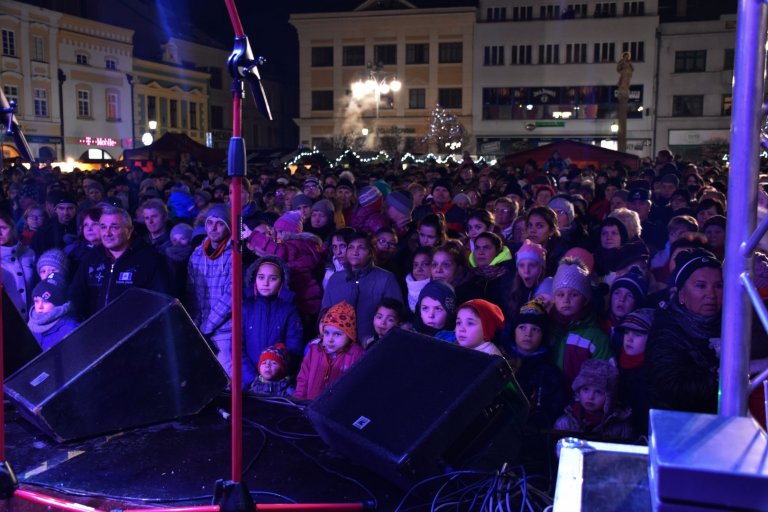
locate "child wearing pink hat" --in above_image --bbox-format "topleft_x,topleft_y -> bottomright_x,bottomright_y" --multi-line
513,239 -> 547,306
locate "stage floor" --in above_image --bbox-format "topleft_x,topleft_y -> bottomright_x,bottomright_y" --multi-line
3,395 -> 556,511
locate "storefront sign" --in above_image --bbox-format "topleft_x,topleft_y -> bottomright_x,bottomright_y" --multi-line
78,136 -> 118,147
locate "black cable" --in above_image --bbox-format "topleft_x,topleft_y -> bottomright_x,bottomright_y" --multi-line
392,470 -> 495,512
240,422 -> 268,476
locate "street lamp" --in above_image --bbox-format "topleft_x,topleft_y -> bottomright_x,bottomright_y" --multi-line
350,61 -> 402,143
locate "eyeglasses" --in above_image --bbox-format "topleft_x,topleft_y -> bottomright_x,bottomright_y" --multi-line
376,238 -> 397,248
304,184 -> 319,190
494,208 -> 512,214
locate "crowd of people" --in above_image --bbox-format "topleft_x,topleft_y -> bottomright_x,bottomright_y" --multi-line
2,147 -> 767,445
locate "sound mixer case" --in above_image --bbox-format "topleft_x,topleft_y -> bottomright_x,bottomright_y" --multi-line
5,288 -> 229,442
307,329 -> 528,487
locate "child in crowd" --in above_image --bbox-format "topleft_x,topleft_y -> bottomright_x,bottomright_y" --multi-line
509,299 -> 566,429
248,344 -> 293,397
27,274 -> 79,351
602,267 -> 648,354
323,228 -> 353,289
550,257 -> 611,388
513,239 -> 547,306
554,359 -> 634,440
616,308 -> 655,434
166,223 -> 194,262
293,301 -> 365,401
362,298 -> 405,350
20,205 -> 46,246
413,280 -> 458,341
406,247 -> 432,312
36,248 -> 69,281
242,256 -> 303,386
455,298 -> 505,356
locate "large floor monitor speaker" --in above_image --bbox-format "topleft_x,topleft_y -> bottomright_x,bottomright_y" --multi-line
307,329 -> 528,487
2,288 -> 42,376
5,288 -> 229,442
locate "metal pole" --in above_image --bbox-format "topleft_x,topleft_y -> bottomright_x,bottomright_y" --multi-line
720,0 -> 767,416
127,74 -> 135,149
57,69 -> 66,159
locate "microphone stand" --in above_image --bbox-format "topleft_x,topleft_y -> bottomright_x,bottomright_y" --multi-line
0,2 -> 372,511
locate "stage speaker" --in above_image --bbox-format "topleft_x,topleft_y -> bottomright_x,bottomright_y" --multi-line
307,329 -> 528,487
5,288 -> 229,442
2,288 -> 42,376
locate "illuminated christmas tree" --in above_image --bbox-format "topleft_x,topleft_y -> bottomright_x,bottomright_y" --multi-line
422,104 -> 466,153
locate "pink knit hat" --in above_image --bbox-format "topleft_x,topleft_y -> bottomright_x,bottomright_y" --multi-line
274,210 -> 303,233
564,247 -> 594,274
516,239 -> 546,264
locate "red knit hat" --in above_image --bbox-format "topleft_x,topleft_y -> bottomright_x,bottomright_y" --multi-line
321,301 -> 357,343
258,343 -> 289,378
460,299 -> 505,341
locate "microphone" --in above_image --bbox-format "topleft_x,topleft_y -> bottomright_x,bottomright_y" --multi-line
0,87 -> 34,163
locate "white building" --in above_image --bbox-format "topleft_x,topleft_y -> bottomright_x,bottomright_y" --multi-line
654,14 -> 735,160
473,0 -> 658,158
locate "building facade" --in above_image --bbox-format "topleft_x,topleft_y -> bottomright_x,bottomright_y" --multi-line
654,15 -> 735,160
474,0 -> 659,158
290,2 -> 476,153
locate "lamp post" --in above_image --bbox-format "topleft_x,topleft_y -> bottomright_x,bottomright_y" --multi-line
57,69 -> 66,160
350,61 -> 402,148
126,73 -> 135,148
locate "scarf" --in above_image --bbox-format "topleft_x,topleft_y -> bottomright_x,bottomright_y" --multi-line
572,402 -> 605,432
619,349 -> 645,369
669,298 -> 721,341
27,303 -> 73,334
203,238 -> 228,260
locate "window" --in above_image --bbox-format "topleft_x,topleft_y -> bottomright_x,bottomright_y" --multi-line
675,50 -> 706,72
621,41 -> 645,62
147,96 -> 157,121
593,42 -> 616,63
190,102 -> 198,130
565,43 -> 587,63
77,89 -> 90,118
34,89 -> 48,117
210,105 -> 224,130
672,95 -> 704,117
311,47 -> 333,67
374,44 -> 397,65
623,1 -> 645,15
32,36 -> 44,61
438,88 -> 462,109
511,45 -> 532,65
106,91 -> 119,120
208,67 -> 223,89
409,88 -> 426,109
311,91 -> 334,111
76,53 -> 89,65
512,6 -> 533,20
439,42 -> 463,63
595,2 -> 617,17
406,43 -> 429,64
3,86 -> 19,112
486,7 -> 507,21
724,49 -> 734,70
170,99 -> 178,128
722,94 -> 732,116
540,4 -> 561,19
105,58 -> 117,70
2,30 -> 15,56
538,44 -> 559,64
484,46 -> 505,66
342,45 -> 365,66
567,4 -> 588,17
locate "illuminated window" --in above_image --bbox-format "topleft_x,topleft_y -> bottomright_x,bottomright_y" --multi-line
106,92 -> 119,121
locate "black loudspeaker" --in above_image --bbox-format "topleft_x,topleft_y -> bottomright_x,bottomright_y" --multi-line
2,288 -> 42,376
307,329 -> 529,487
5,288 -> 229,442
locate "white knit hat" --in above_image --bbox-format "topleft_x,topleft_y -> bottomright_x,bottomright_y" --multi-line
552,256 -> 592,300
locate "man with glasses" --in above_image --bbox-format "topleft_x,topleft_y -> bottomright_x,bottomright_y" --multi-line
302,177 -> 323,202
493,197 -> 518,241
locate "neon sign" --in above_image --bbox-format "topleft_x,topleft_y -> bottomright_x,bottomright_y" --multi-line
78,136 -> 118,147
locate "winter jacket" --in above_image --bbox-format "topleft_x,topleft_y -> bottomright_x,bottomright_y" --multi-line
405,274 -> 430,312
350,204 -> 389,236
246,231 -> 324,319
293,341 -> 365,400
554,403 -> 634,440
321,262 -> 404,343
646,301 -> 720,414
457,247 -> 517,315
242,256 -> 304,384
27,302 -> 79,351
551,313 -> 612,389
0,242 -> 35,318
32,219 -> 77,255
249,375 -> 293,397
70,239 -> 169,320
509,346 -> 567,430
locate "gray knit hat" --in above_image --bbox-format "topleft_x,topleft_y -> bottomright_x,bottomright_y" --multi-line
290,193 -> 313,210
311,198 -> 335,218
36,249 -> 69,279
205,204 -> 232,232
549,196 -> 575,223
170,223 -> 193,240
385,190 -> 414,216
553,256 -> 592,300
